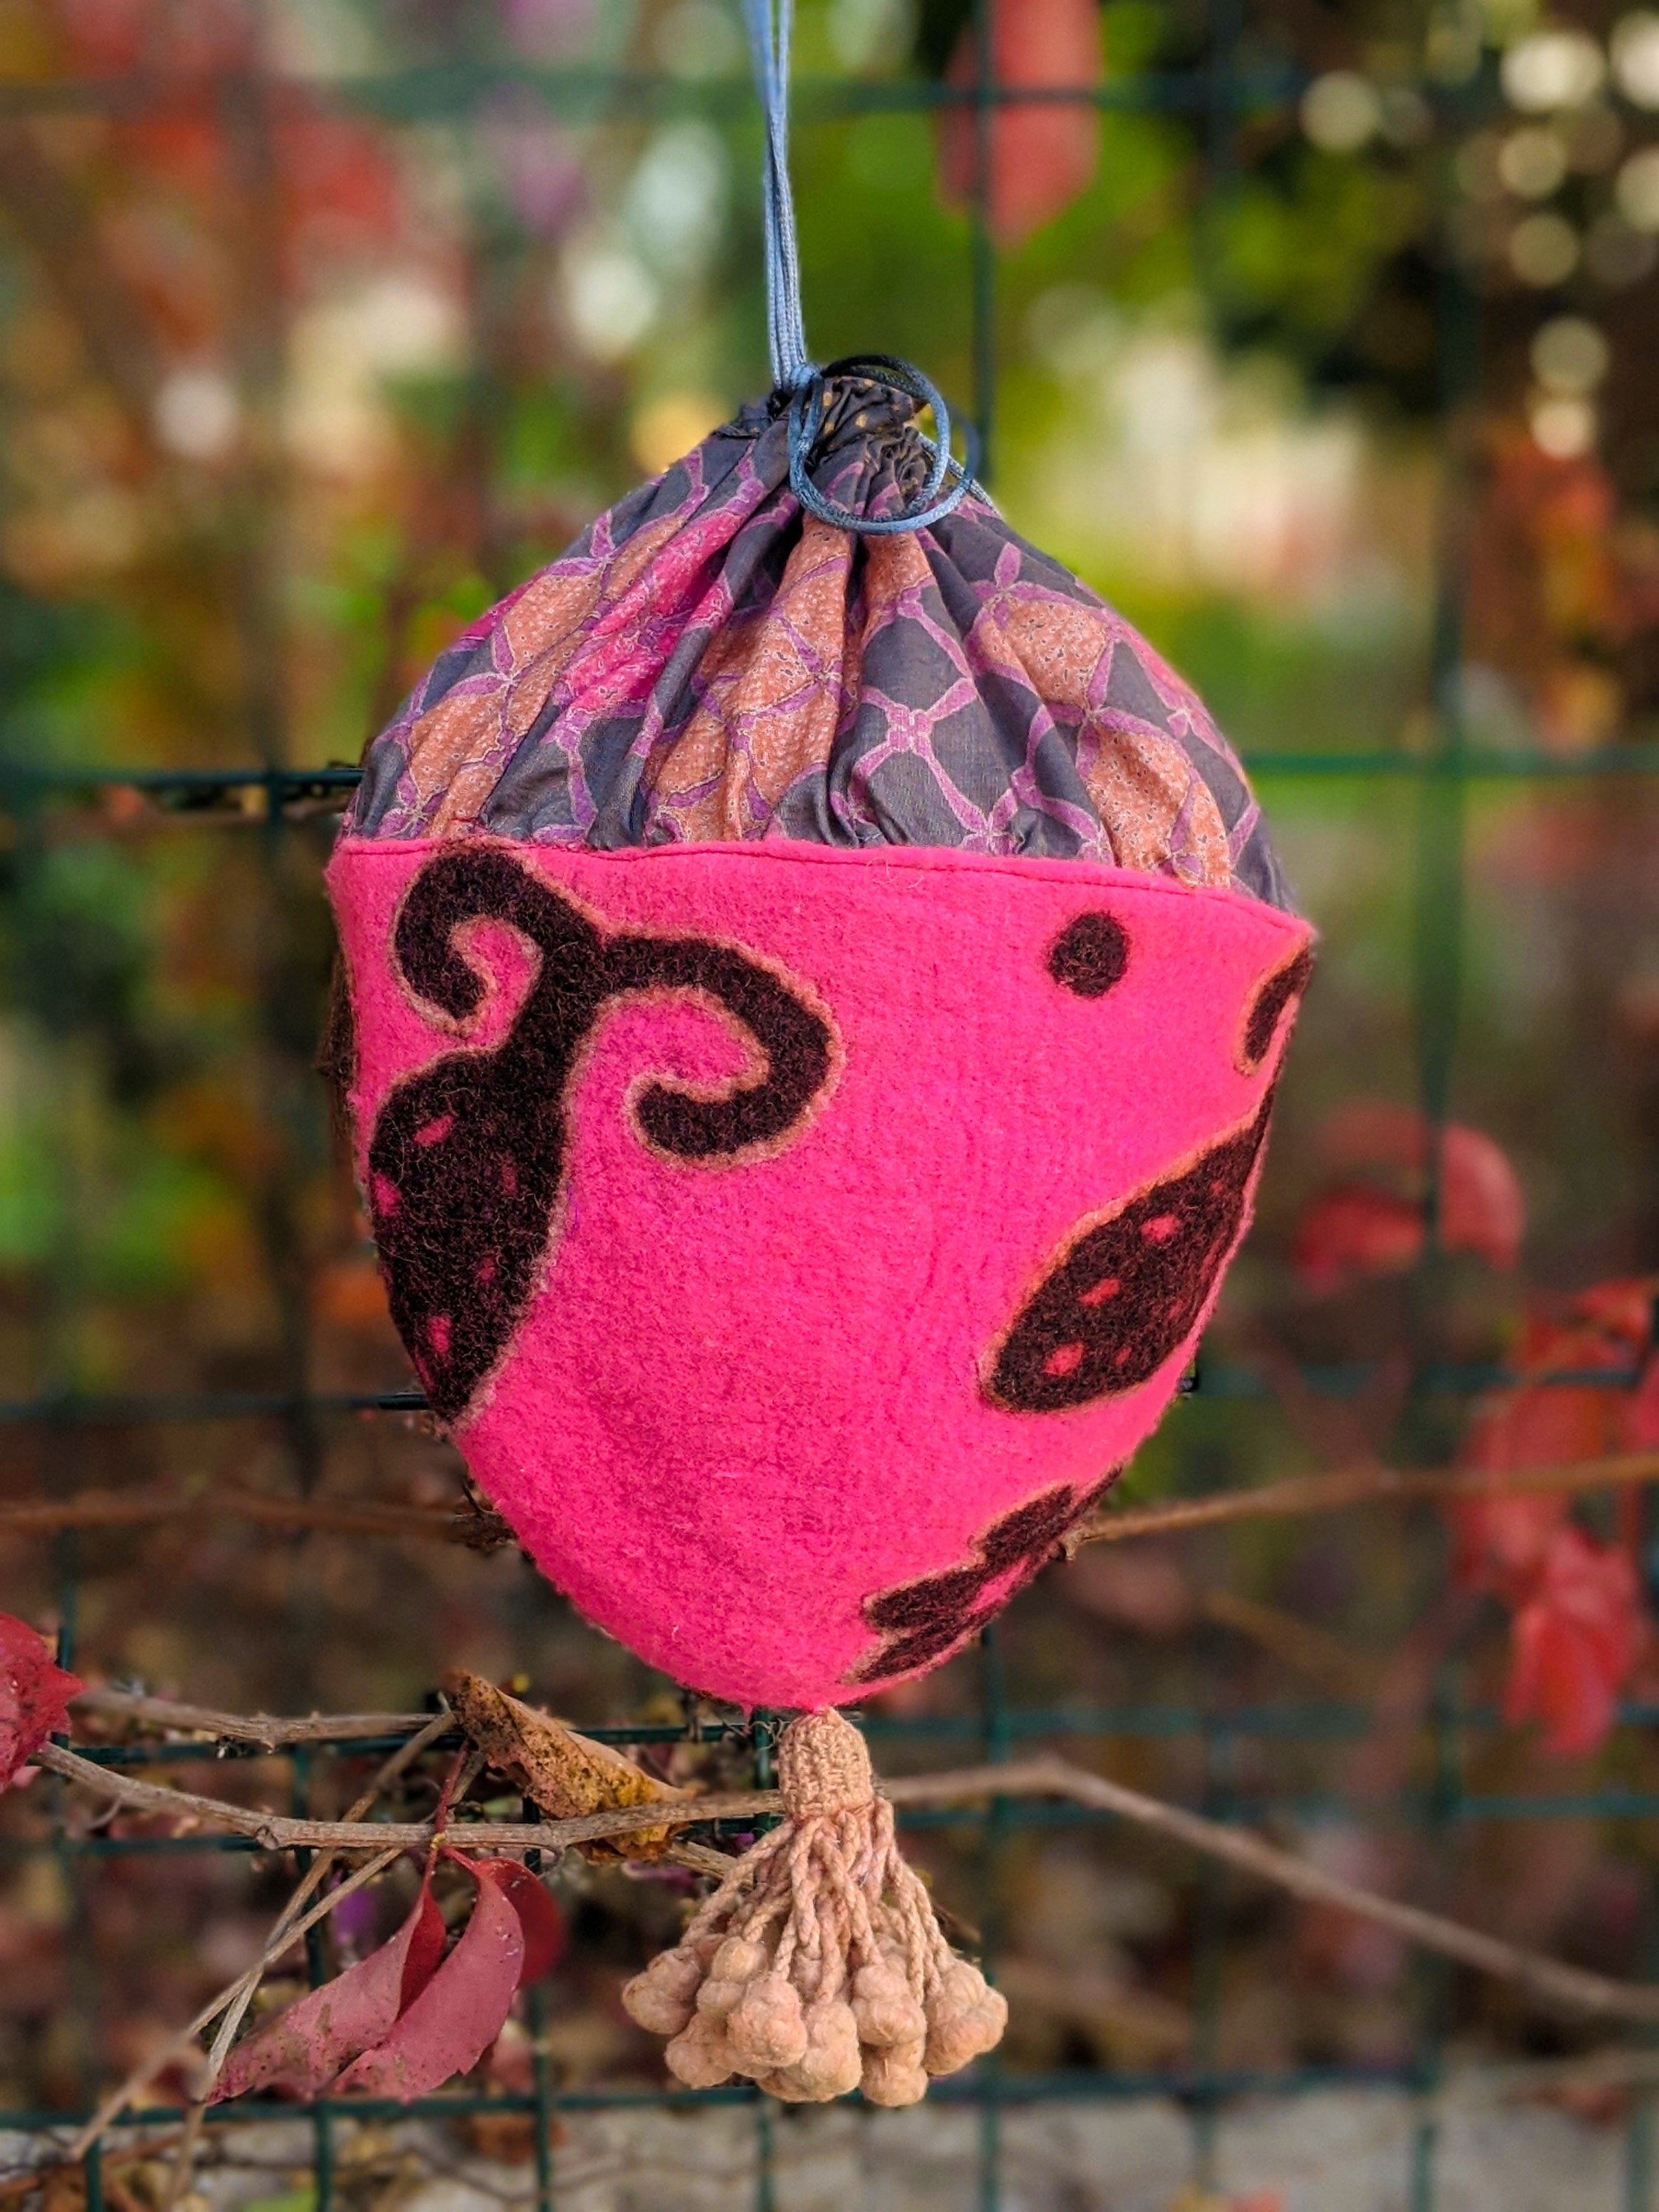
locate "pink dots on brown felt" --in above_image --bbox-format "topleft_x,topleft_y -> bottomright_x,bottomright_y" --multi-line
984,1091 -> 1275,1414
851,1470 -> 1120,1684
1238,944 -> 1313,1074
1047,910 -> 1129,998
366,846 -> 837,1425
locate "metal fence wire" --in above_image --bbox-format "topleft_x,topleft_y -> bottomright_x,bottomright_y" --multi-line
4,1 -> 1659,2208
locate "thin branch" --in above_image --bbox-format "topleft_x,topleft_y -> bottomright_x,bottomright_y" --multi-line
920,1756 -> 1659,2031
1067,1447 -> 1659,1552
38,1741 -> 1659,2034
666,1841 -> 740,1879
11,1447 -> 1659,1557
72,1686 -> 433,1747
34,1739 -> 773,1851
0,1489 -> 482,1545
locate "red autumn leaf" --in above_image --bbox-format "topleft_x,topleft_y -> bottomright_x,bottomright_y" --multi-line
1299,1105 -> 1526,1286
212,1868 -> 445,2103
1557,1276 -> 1658,1356
1436,1127 -> 1526,1270
400,1872 -> 449,2008
1450,1277 -> 1659,1594
937,0 -> 1101,245
1290,1183 -> 1424,1293
335,1862 -> 524,2101
468,1858 -> 568,1985
0,1615 -> 82,1791
1453,1380 -> 1607,1591
1450,1489 -> 1566,1594
1502,1525 -> 1644,1758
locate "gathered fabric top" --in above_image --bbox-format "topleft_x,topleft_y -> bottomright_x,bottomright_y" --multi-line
347,375 -> 1294,915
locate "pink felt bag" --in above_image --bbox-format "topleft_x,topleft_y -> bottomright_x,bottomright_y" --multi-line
322,0 -> 1315,2101
324,4 -> 1310,1716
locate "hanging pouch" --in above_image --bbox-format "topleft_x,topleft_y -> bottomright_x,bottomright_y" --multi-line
323,0 -> 1312,2107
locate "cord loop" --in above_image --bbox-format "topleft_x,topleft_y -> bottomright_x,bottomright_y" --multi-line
742,1 -> 977,535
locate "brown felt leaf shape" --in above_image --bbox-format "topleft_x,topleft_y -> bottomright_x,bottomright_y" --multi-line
442,1669 -> 686,1860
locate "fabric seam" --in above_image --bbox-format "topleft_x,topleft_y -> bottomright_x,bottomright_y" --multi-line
330,833 -> 1312,939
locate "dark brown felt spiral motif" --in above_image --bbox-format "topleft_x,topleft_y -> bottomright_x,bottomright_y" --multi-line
368,847 -> 837,1424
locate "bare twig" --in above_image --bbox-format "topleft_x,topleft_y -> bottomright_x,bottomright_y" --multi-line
667,1840 -> 743,1879
35,1738 -> 770,1851
11,1446 -> 1659,1558
72,1686 -> 434,1747
1067,1447 -> 1659,1552
40,1740 -> 1659,2035
888,1756 -> 1659,2031
0,1488 -> 475,1545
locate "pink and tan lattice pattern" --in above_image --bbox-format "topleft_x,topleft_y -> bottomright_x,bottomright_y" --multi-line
348,379 -> 1291,912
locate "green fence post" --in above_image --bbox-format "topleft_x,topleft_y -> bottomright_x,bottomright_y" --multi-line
1191,1717 -> 1235,2191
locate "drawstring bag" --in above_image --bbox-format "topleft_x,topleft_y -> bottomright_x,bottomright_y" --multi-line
324,0 -> 1312,2104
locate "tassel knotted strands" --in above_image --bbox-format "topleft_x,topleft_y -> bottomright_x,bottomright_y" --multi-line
622,1711 -> 1006,2101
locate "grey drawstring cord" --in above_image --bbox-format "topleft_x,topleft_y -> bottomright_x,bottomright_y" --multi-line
741,0 -> 812,394
740,0 -> 976,534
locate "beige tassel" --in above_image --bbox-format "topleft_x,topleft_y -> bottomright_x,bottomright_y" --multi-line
622,1709 -> 1006,2104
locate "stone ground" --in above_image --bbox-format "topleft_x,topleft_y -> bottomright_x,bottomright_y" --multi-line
4,2087 -> 1638,2212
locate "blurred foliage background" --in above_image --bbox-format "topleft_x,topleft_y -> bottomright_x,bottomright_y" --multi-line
4,0 -> 1659,2202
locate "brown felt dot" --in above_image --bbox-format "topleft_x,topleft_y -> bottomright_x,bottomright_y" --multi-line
1047,912 -> 1129,998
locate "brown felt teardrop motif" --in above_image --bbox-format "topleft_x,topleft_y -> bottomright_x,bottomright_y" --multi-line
983,1089 -> 1275,1415
1238,945 -> 1313,1073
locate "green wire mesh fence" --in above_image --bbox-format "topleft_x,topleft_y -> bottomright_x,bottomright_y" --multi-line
4,1 -> 1659,2208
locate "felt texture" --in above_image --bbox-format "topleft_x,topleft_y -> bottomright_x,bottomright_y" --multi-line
329,835 -> 1311,1710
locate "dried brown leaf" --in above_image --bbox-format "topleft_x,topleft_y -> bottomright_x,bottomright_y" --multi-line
442,1670 -> 686,1860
